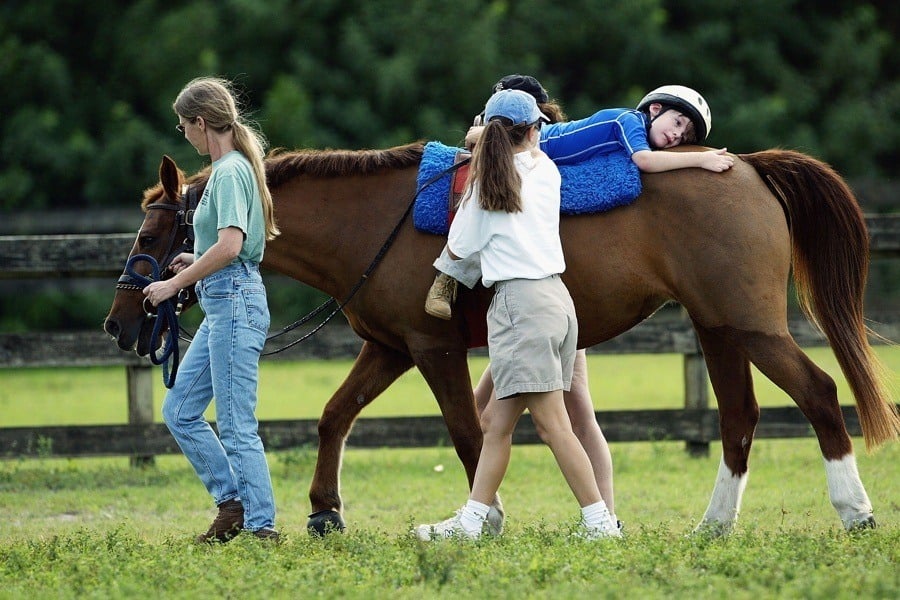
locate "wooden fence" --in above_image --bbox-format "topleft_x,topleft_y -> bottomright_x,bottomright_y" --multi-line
1,214 -> 899,462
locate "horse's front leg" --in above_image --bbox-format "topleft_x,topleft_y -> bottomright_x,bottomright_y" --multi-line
307,340 -> 413,535
413,345 -> 482,488
413,345 -> 507,533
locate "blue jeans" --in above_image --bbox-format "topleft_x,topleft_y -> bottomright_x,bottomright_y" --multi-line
162,262 -> 275,531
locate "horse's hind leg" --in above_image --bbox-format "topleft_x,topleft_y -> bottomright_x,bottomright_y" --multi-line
724,328 -> 874,530
307,340 -> 414,535
692,323 -> 758,535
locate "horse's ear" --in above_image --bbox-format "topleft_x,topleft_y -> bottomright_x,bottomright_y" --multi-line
159,155 -> 182,204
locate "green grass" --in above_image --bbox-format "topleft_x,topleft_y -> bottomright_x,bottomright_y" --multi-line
1,440 -> 898,598
1,347 -> 898,597
2,346 -> 898,426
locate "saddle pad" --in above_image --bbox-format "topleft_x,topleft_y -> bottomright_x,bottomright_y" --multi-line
413,141 -> 642,235
414,142 -> 460,235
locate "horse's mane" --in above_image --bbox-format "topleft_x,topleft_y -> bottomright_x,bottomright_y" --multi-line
140,185 -> 165,211
265,141 -> 426,188
140,142 -> 426,209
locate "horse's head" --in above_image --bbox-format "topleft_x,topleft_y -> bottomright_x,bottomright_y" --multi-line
103,156 -> 203,356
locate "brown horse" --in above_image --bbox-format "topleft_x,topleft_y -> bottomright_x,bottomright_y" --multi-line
103,142 -> 899,535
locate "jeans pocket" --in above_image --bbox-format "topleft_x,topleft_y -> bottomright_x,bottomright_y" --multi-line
201,276 -> 236,299
241,287 -> 270,333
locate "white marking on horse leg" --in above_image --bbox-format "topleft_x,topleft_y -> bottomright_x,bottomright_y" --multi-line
824,454 -> 873,529
695,455 -> 747,535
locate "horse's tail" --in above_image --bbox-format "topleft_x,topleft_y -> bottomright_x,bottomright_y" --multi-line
741,149 -> 899,451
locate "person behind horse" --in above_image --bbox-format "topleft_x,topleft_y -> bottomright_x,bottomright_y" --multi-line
143,76 -> 281,543
415,89 -> 620,540
423,76 -> 735,532
431,74 -> 621,530
424,78 -> 734,319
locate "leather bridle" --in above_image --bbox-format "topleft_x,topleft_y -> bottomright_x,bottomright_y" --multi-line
115,185 -> 200,314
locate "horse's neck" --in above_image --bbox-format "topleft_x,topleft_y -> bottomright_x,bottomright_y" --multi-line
261,175 -> 415,299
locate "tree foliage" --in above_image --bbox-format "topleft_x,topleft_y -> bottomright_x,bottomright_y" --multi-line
1,0 -> 898,211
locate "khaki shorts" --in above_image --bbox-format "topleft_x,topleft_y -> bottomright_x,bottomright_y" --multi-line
487,275 -> 578,399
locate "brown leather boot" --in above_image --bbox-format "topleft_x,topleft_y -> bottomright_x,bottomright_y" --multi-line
195,498 -> 244,544
250,528 -> 281,542
424,273 -> 457,320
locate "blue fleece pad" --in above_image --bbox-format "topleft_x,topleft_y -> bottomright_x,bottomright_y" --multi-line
558,150 -> 642,215
413,141 -> 642,235
414,142 -> 460,235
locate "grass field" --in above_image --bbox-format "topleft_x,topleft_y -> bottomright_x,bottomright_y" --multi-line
2,346 -> 898,426
1,440 -> 898,598
1,348 -> 898,597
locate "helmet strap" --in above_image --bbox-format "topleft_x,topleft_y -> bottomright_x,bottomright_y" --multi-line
646,105 -> 672,135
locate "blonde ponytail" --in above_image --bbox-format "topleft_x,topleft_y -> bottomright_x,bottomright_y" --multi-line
173,77 -> 279,239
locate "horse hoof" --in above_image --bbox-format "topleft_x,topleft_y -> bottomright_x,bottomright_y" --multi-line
690,520 -> 732,538
846,515 -> 876,531
307,509 -> 346,536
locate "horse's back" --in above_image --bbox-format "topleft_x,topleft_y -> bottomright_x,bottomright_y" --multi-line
563,158 -> 792,344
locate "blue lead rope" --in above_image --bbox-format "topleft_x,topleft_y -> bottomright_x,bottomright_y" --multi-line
125,254 -> 181,389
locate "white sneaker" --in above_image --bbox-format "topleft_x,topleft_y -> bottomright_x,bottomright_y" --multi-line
485,500 -> 505,536
414,509 -> 480,541
577,509 -> 623,540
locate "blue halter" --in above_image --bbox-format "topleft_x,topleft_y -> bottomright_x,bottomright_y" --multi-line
124,253 -> 182,388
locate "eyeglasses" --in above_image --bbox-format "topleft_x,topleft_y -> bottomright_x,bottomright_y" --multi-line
175,118 -> 195,134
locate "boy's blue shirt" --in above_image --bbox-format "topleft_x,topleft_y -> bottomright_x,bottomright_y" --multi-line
540,108 -> 651,166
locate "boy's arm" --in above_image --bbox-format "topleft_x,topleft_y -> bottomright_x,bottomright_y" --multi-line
631,147 -> 734,173
465,125 -> 485,150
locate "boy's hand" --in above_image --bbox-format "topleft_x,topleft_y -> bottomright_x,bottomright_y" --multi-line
702,148 -> 734,172
465,125 -> 485,150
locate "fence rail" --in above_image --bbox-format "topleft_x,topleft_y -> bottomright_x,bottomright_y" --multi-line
1,214 -> 898,462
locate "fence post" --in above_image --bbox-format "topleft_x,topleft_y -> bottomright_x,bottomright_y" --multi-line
681,309 -> 712,457
127,364 -> 155,467
683,351 -> 711,456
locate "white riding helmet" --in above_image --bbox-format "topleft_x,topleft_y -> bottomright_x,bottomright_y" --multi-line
636,85 -> 712,142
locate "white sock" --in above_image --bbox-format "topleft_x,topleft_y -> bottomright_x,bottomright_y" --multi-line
581,500 -> 613,529
460,499 -> 490,535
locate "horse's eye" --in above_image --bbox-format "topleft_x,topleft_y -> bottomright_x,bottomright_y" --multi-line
139,235 -> 156,247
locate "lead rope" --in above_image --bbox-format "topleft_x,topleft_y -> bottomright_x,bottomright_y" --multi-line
124,254 -> 182,388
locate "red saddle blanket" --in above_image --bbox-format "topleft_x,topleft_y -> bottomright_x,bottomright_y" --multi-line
446,152 -> 490,349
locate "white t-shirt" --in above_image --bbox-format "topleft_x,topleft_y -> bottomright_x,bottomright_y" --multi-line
447,149 -> 564,287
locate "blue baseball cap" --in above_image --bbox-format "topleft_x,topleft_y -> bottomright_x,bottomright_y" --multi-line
484,89 -> 550,126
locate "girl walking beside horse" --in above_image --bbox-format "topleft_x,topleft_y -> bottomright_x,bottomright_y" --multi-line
415,89 -> 620,540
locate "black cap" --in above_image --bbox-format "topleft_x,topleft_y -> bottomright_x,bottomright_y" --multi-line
493,74 -> 549,104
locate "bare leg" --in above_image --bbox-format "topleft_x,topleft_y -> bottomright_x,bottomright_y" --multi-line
473,363 -> 494,415
474,352 -> 615,512
468,393 -> 524,506
470,390 -> 602,508
526,390 -> 603,507
565,350 -> 615,515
